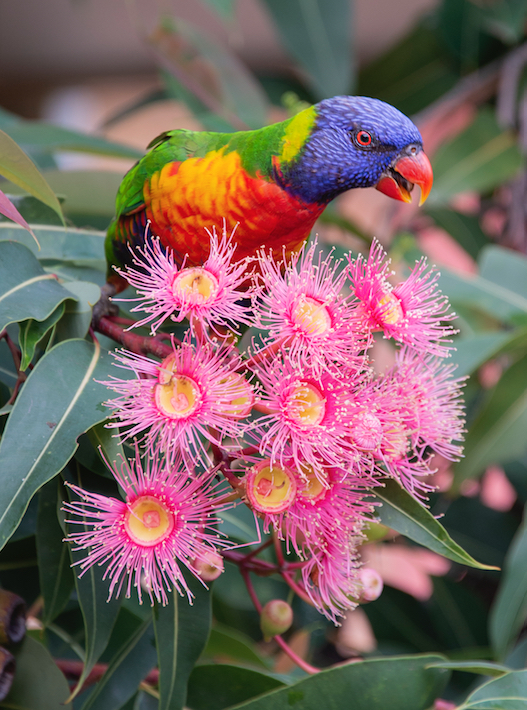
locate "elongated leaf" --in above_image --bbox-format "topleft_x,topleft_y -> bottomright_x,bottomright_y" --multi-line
19,303 -> 65,371
450,331 -> 515,378
0,127 -> 64,222
150,19 -> 268,130
479,245 -> 527,302
0,240 -> 75,333
0,187 -> 36,240
53,281 -> 101,341
430,109 -> 524,206
490,511 -> 527,661
428,661 -> 510,677
87,421 -> 126,470
203,624 -> 269,669
231,654 -> 449,710
37,479 -> 74,624
68,520 -> 122,703
2,121 -> 142,160
0,193 -> 64,226
0,223 -> 106,264
425,207 -> 489,260
262,0 -> 352,99
187,664 -> 284,710
80,617 -> 157,710
439,271 -> 527,329
31,170 -> 122,219
153,572 -> 212,710
454,353 -> 527,486
458,669 -> 527,709
373,479 -> 498,569
0,636 -> 69,710
0,338 -> 116,550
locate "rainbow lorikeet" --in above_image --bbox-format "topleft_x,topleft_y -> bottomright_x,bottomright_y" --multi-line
104,95 -> 432,294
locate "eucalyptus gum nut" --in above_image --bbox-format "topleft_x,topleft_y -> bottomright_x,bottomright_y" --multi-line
0,590 -> 26,645
0,647 -> 15,702
260,599 -> 293,641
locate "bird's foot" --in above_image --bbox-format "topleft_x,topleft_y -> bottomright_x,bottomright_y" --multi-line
92,282 -> 119,327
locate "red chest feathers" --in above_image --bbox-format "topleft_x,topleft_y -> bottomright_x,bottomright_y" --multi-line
142,148 -> 324,265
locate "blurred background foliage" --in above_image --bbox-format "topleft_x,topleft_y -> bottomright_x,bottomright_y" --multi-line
2,0 -> 527,708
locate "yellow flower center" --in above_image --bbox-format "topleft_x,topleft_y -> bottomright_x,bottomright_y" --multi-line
297,464 -> 328,503
155,354 -> 201,419
288,382 -> 326,426
383,420 -> 409,460
172,267 -> 219,304
218,373 -> 254,417
124,496 -> 175,547
291,295 -> 331,336
246,461 -> 297,513
378,292 -> 404,325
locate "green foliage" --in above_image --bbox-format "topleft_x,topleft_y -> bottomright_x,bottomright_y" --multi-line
2,0 -> 527,707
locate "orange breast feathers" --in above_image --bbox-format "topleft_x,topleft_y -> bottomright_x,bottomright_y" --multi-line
142,148 -> 324,266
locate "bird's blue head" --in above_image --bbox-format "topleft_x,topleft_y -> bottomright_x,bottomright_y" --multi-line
280,96 -> 433,206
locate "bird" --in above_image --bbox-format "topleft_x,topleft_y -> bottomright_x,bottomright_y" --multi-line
103,95 -> 433,298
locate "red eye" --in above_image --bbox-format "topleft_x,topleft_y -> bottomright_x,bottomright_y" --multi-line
356,130 -> 372,146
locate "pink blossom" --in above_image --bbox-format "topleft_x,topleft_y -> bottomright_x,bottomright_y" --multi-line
252,356 -> 357,471
254,240 -> 367,373
103,335 -> 252,467
115,224 -> 255,335
386,347 -> 466,463
348,240 -> 457,356
63,449 -> 229,605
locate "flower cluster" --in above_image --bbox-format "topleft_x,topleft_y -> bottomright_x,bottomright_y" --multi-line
65,231 -> 465,623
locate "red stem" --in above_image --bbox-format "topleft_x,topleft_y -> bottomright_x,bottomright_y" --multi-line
240,569 -> 319,675
94,316 -> 173,359
55,659 -> 159,690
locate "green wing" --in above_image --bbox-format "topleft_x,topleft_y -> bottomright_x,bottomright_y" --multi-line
113,129 -> 233,218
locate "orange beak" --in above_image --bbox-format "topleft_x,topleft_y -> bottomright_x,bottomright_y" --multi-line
376,150 -> 433,206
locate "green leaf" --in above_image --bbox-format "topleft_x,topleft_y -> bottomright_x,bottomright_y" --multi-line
186,664 -> 285,710
0,128 -> 64,222
153,572 -> 212,710
68,518 -> 122,703
429,108 -> 524,206
0,194 -> 64,226
19,303 -> 65,371
0,339 -> 114,550
0,223 -> 106,264
229,654 -> 449,710
458,669 -> 527,709
201,0 -> 235,20
450,331 -> 515,378
262,0 -> 353,100
150,19 -> 269,130
2,121 -> 142,160
490,511 -> 527,661
53,281 -> 101,341
87,421 -> 126,472
80,617 -> 157,710
454,352 -> 527,486
424,207 -> 489,260
0,636 -> 69,710
373,479 -> 498,570
203,624 -> 270,669
357,24 -> 457,116
0,240 -> 75,332
438,268 -> 527,325
479,245 -> 527,303
428,660 -> 510,677
37,479 -> 74,624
